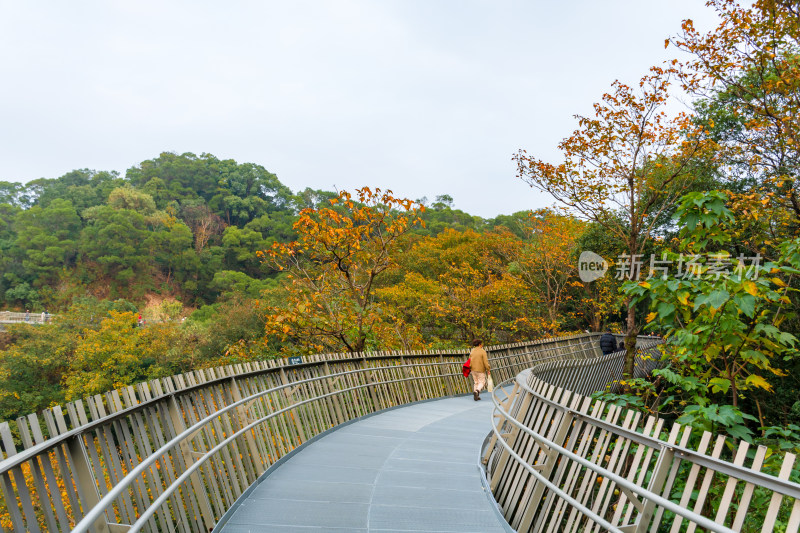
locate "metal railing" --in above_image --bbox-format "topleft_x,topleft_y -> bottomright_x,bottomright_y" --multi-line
483,344 -> 800,532
0,312 -> 53,325
0,333 -> 608,533
527,340 -> 662,396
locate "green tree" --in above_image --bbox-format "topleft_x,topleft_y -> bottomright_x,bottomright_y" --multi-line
415,195 -> 487,236
0,203 -> 23,304
107,185 -> 158,215
0,181 -> 35,208
215,161 -> 293,226
126,152 -> 223,206
31,169 -> 123,211
221,226 -> 272,276
209,271 -> 277,300
625,191 -> 800,437
14,199 -> 82,287
245,211 -> 297,243
145,218 -> 197,289
79,206 -> 151,290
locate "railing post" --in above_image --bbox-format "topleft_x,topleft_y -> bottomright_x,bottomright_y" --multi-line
360,358 -> 380,411
503,347 -> 513,379
66,435 -> 111,533
483,382 -> 520,466
490,386 -> 533,492
166,396 -> 216,531
0,422 -> 38,533
440,353 -> 454,396
279,367 -> 308,442
517,410 -> 575,532
323,362 -> 346,424
628,445 -> 675,533
229,377 -> 266,476
400,355 -> 420,403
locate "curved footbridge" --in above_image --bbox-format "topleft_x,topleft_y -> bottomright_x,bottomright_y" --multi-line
4,332 -> 800,533
3,333 -> 603,533
218,393 -> 510,533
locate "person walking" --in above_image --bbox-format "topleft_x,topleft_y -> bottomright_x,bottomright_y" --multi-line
469,339 -> 490,401
600,329 -> 616,355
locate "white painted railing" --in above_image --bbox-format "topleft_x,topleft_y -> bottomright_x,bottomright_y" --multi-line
0,333 -> 608,532
0,311 -> 53,325
483,345 -> 800,532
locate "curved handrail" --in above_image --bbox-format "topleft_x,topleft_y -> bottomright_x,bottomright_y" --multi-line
74,364 -> 436,532
489,377 -> 625,533
0,357 -> 457,474
516,371 -> 800,498
0,332 -> 611,533
484,349 -> 800,532
491,376 -> 733,532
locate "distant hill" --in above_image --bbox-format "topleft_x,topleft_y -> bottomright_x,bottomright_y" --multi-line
0,151 -> 525,311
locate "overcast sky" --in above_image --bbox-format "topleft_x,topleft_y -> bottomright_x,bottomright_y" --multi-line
0,1 -> 720,218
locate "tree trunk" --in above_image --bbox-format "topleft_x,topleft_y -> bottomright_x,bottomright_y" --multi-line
623,301 -> 638,379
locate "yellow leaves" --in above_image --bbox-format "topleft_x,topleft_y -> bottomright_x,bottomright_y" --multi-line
771,277 -> 787,287
745,374 -> 772,392
742,280 -> 759,296
261,186 -> 426,353
646,311 -> 658,323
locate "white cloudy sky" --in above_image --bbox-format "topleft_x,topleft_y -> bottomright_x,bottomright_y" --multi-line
0,1 -> 719,218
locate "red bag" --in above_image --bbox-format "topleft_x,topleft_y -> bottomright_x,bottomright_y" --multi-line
462,357 -> 471,377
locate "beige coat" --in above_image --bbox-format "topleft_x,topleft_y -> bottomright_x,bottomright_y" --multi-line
469,346 -> 490,373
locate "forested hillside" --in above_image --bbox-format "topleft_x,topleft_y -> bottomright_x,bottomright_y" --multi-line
0,152 -> 611,421
0,152 -> 503,309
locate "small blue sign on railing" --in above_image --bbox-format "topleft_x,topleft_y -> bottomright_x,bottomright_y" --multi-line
288,356 -> 303,365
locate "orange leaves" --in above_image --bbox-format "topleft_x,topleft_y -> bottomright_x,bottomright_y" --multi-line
672,0 -> 800,233
260,187 -> 425,354
375,227 -> 544,344
515,63 -> 712,270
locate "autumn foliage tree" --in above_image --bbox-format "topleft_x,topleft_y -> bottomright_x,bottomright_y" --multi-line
673,0 -> 800,234
377,228 -> 542,346
514,67 -> 713,378
260,187 -> 425,354
505,209 -> 586,331
64,311 -> 187,399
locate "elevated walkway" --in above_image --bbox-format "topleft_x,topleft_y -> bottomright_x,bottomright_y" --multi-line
218,393 -> 510,533
22,333 -> 790,533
